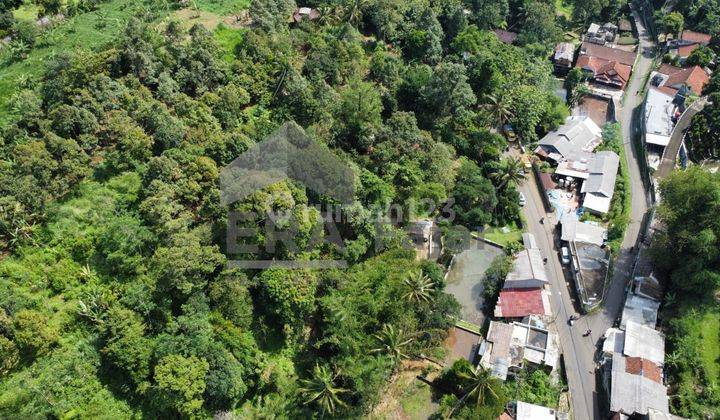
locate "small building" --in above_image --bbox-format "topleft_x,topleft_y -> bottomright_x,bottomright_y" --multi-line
623,321 -> 665,365
535,116 -> 603,162
668,30 -> 712,63
560,215 -> 607,246
609,353 -> 669,416
513,401 -> 558,420
620,293 -> 660,330
407,220 -> 440,261
643,86 -> 676,149
679,30 -> 712,46
479,318 -> 559,381
654,64 -> 710,96
576,42 -> 637,90
495,288 -> 552,318
617,18 -> 633,34
291,7 -> 320,23
633,275 -> 663,302
553,42 -> 575,73
585,22 -> 618,45
504,248 -> 549,289
581,151 -> 620,215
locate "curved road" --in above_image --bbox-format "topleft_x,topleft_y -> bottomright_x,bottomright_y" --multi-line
516,8 -> 655,419
655,96 -> 708,179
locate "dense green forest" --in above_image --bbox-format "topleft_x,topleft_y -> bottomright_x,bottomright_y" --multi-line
652,168 -> 720,419
0,0 -> 577,417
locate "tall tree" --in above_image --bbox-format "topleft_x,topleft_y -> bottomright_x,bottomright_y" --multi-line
299,364 -> 348,415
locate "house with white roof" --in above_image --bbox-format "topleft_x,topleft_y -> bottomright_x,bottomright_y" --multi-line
560,214 -> 607,246
644,87 -> 676,148
581,151 -> 619,214
535,116 -> 603,163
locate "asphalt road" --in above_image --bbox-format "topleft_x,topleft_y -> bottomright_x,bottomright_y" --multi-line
514,8 -> 656,419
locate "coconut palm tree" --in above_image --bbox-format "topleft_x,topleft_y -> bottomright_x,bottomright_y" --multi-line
299,364 -> 348,415
343,0 -> 369,26
490,157 -> 525,189
370,324 -> 413,363
453,365 -> 502,412
403,271 -> 436,303
481,93 -> 514,128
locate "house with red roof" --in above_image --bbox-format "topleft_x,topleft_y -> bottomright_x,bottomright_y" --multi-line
654,64 -> 710,95
494,288 -> 552,318
575,42 -> 637,90
668,30 -> 712,62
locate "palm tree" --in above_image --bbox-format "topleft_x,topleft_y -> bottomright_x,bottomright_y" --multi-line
452,365 -> 502,413
490,157 -> 525,189
299,364 -> 348,415
403,271 -> 436,303
343,0 -> 369,26
481,94 -> 514,128
370,324 -> 413,363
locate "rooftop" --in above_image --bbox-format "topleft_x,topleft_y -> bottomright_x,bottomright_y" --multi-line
554,42 -> 575,62
610,353 -> 669,415
537,116 -> 603,161
634,275 -> 663,302
580,42 -> 637,66
515,401 -> 557,420
495,288 -> 551,318
680,30 -> 712,45
620,292 -> 660,330
504,248 -> 549,289
644,86 -> 676,147
480,319 -> 559,380
623,321 -> 665,365
560,214 -> 607,246
581,151 -> 619,214
657,64 -> 710,95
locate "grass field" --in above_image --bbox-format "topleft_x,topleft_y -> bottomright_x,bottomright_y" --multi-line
483,223 -> 523,246
698,311 -> 720,381
214,24 -> 245,62
196,0 -> 250,15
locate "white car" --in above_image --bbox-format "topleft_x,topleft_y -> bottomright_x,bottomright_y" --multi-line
518,192 -> 526,207
561,246 -> 571,265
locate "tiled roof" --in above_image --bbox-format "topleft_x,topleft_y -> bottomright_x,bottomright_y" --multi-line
495,288 -> 549,318
576,54 -> 632,88
625,357 -> 663,383
680,30 -> 711,45
580,42 -> 637,66
677,43 -> 698,58
660,65 -> 710,95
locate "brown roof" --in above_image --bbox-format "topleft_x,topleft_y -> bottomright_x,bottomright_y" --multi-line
625,357 -> 663,383
659,64 -> 710,94
494,29 -> 518,44
539,172 -> 557,190
497,412 -> 513,420
576,55 -> 632,88
677,43 -> 698,58
681,30 -> 712,45
580,42 -> 637,66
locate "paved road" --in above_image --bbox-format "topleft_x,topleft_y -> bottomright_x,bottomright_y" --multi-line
655,96 -> 709,178
515,8 -> 656,419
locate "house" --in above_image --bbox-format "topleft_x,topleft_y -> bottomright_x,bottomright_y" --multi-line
603,323 -> 669,417
495,288 -> 552,318
585,22 -> 618,45
617,18 -> 632,34
581,151 -> 620,214
553,42 -> 575,73
668,30 -> 712,62
569,241 -> 610,310
679,30 -> 712,46
535,116 -> 603,162
609,353 -> 669,416
560,214 -> 607,246
633,274 -> 663,302
576,42 -> 637,90
653,64 -> 710,95
504,248 -> 549,289
643,87 -> 676,148
494,29 -> 518,44
479,318 -> 559,380
291,7 -> 320,23
620,292 -> 660,329
513,401 -> 559,420
407,219 -> 440,261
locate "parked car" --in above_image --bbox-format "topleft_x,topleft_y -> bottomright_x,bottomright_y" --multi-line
518,192 -> 526,206
561,246 -> 571,265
